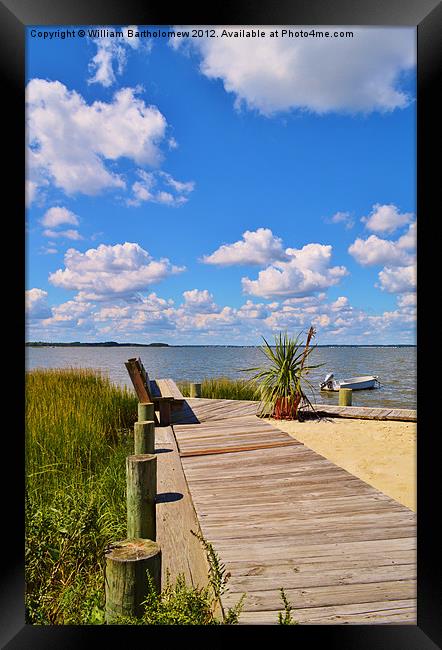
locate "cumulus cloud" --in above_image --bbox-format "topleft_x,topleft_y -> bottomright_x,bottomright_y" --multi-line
378,265 -> 416,293
48,242 -> 185,301
349,220 -> 416,298
171,27 -> 415,115
361,203 -> 414,233
27,284 -> 416,343
88,25 -> 145,87
242,243 -> 348,298
182,289 -> 218,313
203,228 -> 287,266
26,288 -> 51,319
348,234 -> 412,267
397,222 -> 416,249
397,292 -> 416,308
43,300 -> 93,324
41,206 -> 80,228
26,80 -> 168,200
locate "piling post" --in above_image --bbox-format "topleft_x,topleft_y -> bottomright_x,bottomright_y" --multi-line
158,400 -> 171,426
126,454 -> 157,540
339,388 -> 353,406
105,538 -> 161,623
134,421 -> 155,454
138,401 -> 155,422
190,382 -> 202,398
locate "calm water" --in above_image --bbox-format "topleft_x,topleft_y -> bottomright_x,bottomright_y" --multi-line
25,346 -> 416,410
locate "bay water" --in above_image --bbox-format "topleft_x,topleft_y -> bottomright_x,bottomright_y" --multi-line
26,345 -> 416,410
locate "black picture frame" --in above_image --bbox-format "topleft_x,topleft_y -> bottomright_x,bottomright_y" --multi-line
4,0 -> 440,646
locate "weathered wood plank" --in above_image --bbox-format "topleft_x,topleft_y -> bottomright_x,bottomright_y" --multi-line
124,358 -> 151,402
180,440 -> 300,458
221,579 -> 417,612
170,396 -> 416,624
225,551 -> 416,574
154,426 -> 209,589
156,378 -> 185,401
236,600 -> 417,625
213,537 -> 416,563
226,563 -> 416,592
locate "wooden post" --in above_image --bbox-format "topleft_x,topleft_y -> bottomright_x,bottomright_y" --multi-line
127,455 -> 157,540
158,400 -> 171,426
134,421 -> 155,455
339,388 -> 353,406
190,382 -> 202,398
125,359 -> 151,402
138,402 -> 155,422
105,538 -> 161,623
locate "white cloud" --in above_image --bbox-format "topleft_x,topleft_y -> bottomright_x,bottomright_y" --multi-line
127,169 -> 195,207
26,80 -> 167,199
171,27 -> 415,115
43,300 -> 93,324
330,296 -> 350,311
27,285 -> 416,344
397,292 -> 416,308
26,288 -> 51,319
40,244 -> 58,255
88,25 -> 145,87
41,206 -> 79,228
203,228 -> 287,266
361,203 -> 414,233
42,228 -> 83,240
325,211 -> 355,229
397,222 -> 416,249
159,171 -> 195,194
182,289 -> 218,313
237,300 -> 270,320
349,221 -> 416,298
348,234 -> 412,267
378,265 -> 416,293
48,242 -> 185,301
242,243 -> 348,298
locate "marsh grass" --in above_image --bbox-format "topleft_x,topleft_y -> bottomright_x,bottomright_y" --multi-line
26,368 -> 138,624
177,377 -> 257,401
26,368 -> 296,625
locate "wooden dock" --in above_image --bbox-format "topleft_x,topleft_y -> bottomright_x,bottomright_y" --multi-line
159,397 -> 416,624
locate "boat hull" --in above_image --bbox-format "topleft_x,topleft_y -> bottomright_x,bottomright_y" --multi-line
320,376 -> 378,391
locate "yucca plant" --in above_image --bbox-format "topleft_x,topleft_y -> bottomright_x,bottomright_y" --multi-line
245,327 -> 322,420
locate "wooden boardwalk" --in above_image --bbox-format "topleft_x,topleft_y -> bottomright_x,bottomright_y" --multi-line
169,398 -> 416,624
171,397 -> 416,424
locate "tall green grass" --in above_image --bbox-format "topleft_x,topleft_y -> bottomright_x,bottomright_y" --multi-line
26,368 -> 294,625
177,377 -> 258,401
26,368 -> 138,624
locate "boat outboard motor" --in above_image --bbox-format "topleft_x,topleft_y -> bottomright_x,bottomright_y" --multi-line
320,373 -> 334,390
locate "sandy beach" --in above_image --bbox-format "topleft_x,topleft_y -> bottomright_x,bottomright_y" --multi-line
270,416 -> 416,512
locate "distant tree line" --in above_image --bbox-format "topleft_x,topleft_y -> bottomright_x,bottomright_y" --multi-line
26,342 -> 170,347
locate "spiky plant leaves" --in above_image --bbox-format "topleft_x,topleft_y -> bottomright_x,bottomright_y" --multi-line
243,328 -> 323,419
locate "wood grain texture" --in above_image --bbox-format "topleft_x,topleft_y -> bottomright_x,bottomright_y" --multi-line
170,397 -> 416,624
171,398 -> 416,423
154,426 -> 209,590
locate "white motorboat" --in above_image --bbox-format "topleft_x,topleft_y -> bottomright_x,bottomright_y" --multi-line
320,372 -> 380,392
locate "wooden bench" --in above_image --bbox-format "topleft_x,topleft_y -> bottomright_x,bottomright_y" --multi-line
124,357 -> 185,426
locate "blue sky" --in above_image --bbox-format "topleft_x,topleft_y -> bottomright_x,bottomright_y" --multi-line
26,25 -> 416,344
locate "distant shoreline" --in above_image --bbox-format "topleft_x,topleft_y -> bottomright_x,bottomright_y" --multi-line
26,342 -> 416,348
